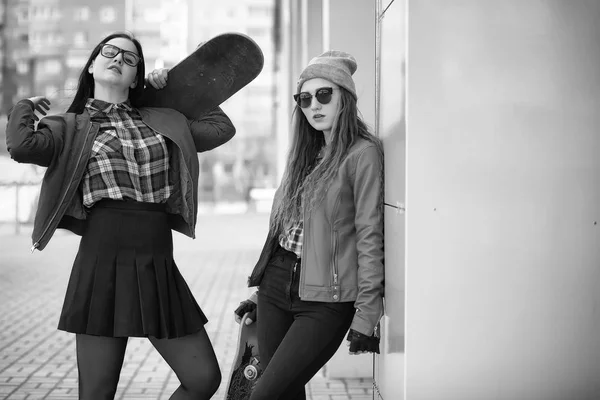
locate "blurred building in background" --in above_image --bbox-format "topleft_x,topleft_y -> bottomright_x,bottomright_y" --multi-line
188,0 -> 276,202
61,0 -> 126,106
1,0 -> 31,115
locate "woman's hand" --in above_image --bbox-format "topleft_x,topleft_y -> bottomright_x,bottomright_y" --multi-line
346,329 -> 380,355
146,68 -> 169,89
234,299 -> 257,325
27,96 -> 51,121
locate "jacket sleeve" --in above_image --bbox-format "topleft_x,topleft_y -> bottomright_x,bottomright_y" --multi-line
187,106 -> 236,153
5,100 -> 57,167
350,143 -> 385,336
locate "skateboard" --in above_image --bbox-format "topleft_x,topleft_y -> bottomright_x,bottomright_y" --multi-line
225,313 -> 262,400
139,32 -> 264,119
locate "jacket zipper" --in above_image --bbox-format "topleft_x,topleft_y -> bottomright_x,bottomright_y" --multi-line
330,194 -> 341,288
31,124 -> 94,252
332,230 -> 339,285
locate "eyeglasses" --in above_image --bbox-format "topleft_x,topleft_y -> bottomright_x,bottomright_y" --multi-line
293,87 -> 335,108
100,44 -> 141,67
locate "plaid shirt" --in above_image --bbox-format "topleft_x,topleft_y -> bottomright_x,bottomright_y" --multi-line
278,149 -> 325,258
279,220 -> 303,258
81,98 -> 173,207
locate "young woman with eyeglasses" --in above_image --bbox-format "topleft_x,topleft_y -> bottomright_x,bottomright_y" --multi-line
233,50 -> 384,400
5,32 -> 235,399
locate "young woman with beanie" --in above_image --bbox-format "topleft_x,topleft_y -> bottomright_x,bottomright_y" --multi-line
6,32 -> 235,399
234,50 -> 384,400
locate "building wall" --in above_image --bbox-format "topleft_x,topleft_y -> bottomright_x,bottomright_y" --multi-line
127,0 -> 162,72
374,0 -> 405,398
404,1 -> 600,399
1,0 -> 187,113
188,0 -> 277,193
1,0 -> 31,114
61,0 -> 125,109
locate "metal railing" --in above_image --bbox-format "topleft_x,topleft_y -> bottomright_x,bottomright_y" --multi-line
0,181 -> 40,234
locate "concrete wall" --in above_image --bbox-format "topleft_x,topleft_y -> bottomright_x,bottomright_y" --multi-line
374,0 -> 406,397
405,1 -> 600,399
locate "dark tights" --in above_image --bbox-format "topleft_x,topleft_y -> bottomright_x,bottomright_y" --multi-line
76,328 -> 220,399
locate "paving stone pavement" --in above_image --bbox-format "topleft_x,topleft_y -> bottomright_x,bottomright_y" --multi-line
0,212 -> 373,400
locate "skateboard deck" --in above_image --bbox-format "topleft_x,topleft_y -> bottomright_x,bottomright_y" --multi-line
139,32 -> 264,119
226,313 -> 262,400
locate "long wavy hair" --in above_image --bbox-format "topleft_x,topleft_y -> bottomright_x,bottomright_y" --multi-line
270,88 -> 383,234
67,32 -> 145,114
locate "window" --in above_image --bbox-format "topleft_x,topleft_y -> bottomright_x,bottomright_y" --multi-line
74,7 -> 90,21
31,5 -> 52,21
17,7 -> 29,24
42,59 -> 62,75
247,27 -> 269,40
42,6 -> 51,20
248,5 -> 271,18
66,56 -> 88,69
143,8 -> 163,23
17,85 -> 30,98
16,61 -> 29,74
74,32 -> 88,47
51,6 -> 61,20
29,32 -> 40,46
99,7 -> 116,23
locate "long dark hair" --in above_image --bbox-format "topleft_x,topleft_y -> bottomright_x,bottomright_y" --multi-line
270,88 -> 383,233
67,32 -> 145,114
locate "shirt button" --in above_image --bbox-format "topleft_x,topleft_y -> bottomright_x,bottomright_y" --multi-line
333,294 -> 339,300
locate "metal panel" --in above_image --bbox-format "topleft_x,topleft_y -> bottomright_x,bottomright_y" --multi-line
406,1 -> 600,399
374,0 -> 406,398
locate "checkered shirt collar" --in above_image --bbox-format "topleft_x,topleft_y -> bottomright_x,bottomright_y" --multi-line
85,98 -> 132,116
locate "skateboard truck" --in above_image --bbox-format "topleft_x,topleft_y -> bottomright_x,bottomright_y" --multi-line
243,357 -> 261,380
226,312 -> 262,398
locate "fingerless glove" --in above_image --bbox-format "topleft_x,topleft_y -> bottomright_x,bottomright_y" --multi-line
347,328 -> 380,354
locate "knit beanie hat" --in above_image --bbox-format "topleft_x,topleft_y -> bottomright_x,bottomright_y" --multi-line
297,50 -> 357,99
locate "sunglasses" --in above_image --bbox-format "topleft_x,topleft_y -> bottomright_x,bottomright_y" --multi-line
100,44 -> 141,67
293,87 -> 336,108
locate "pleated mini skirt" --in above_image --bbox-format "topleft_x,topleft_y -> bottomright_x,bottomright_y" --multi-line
58,199 -> 208,339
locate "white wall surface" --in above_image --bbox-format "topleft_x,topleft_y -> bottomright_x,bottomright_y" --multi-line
406,1 -> 600,399
374,0 -> 406,398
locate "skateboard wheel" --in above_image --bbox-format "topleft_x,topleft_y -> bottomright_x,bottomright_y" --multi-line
244,365 -> 259,380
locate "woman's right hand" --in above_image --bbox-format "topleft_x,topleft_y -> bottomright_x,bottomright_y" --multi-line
234,299 -> 257,325
146,68 -> 169,90
27,96 -> 51,121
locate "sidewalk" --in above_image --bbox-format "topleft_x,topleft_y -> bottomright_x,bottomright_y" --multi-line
0,212 -> 372,400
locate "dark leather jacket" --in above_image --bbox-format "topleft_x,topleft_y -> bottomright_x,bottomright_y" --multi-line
6,100 -> 235,251
248,138 -> 384,336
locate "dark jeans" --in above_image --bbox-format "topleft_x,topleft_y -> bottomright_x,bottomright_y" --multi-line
249,246 -> 355,400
